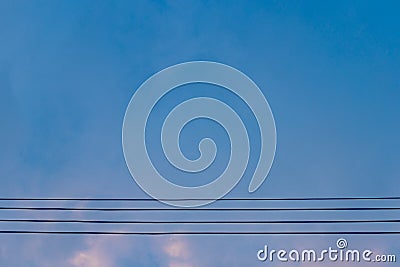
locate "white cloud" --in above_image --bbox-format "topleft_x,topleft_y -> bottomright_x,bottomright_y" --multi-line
69,237 -> 114,267
158,236 -> 197,267
69,235 -> 135,267
70,251 -> 111,267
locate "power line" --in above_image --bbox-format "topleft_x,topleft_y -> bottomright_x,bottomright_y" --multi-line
1,230 -> 400,235
0,219 -> 399,224
0,206 -> 399,211
0,196 -> 399,201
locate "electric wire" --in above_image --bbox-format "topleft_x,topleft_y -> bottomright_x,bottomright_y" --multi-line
0,207 -> 399,211
0,231 -> 400,235
1,196 -> 398,235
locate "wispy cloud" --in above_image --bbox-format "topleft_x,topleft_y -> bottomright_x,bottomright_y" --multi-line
69,236 -> 134,267
158,236 -> 197,267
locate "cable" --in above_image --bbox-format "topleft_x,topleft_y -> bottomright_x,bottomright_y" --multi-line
0,196 -> 399,201
0,219 -> 399,224
0,207 -> 399,211
1,230 -> 400,235
1,197 -> 398,236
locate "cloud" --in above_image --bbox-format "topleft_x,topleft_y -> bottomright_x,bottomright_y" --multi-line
159,236 -> 197,267
69,236 -> 134,267
70,236 -> 199,267
70,251 -> 111,267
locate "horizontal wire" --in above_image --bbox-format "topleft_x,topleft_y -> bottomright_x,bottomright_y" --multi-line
0,196 -> 399,201
0,207 -> 399,211
1,230 -> 400,235
0,219 -> 399,224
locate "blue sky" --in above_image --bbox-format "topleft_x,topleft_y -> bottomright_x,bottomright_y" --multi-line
0,1 -> 399,266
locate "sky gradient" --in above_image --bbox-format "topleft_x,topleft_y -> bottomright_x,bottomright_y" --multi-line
0,1 -> 399,266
